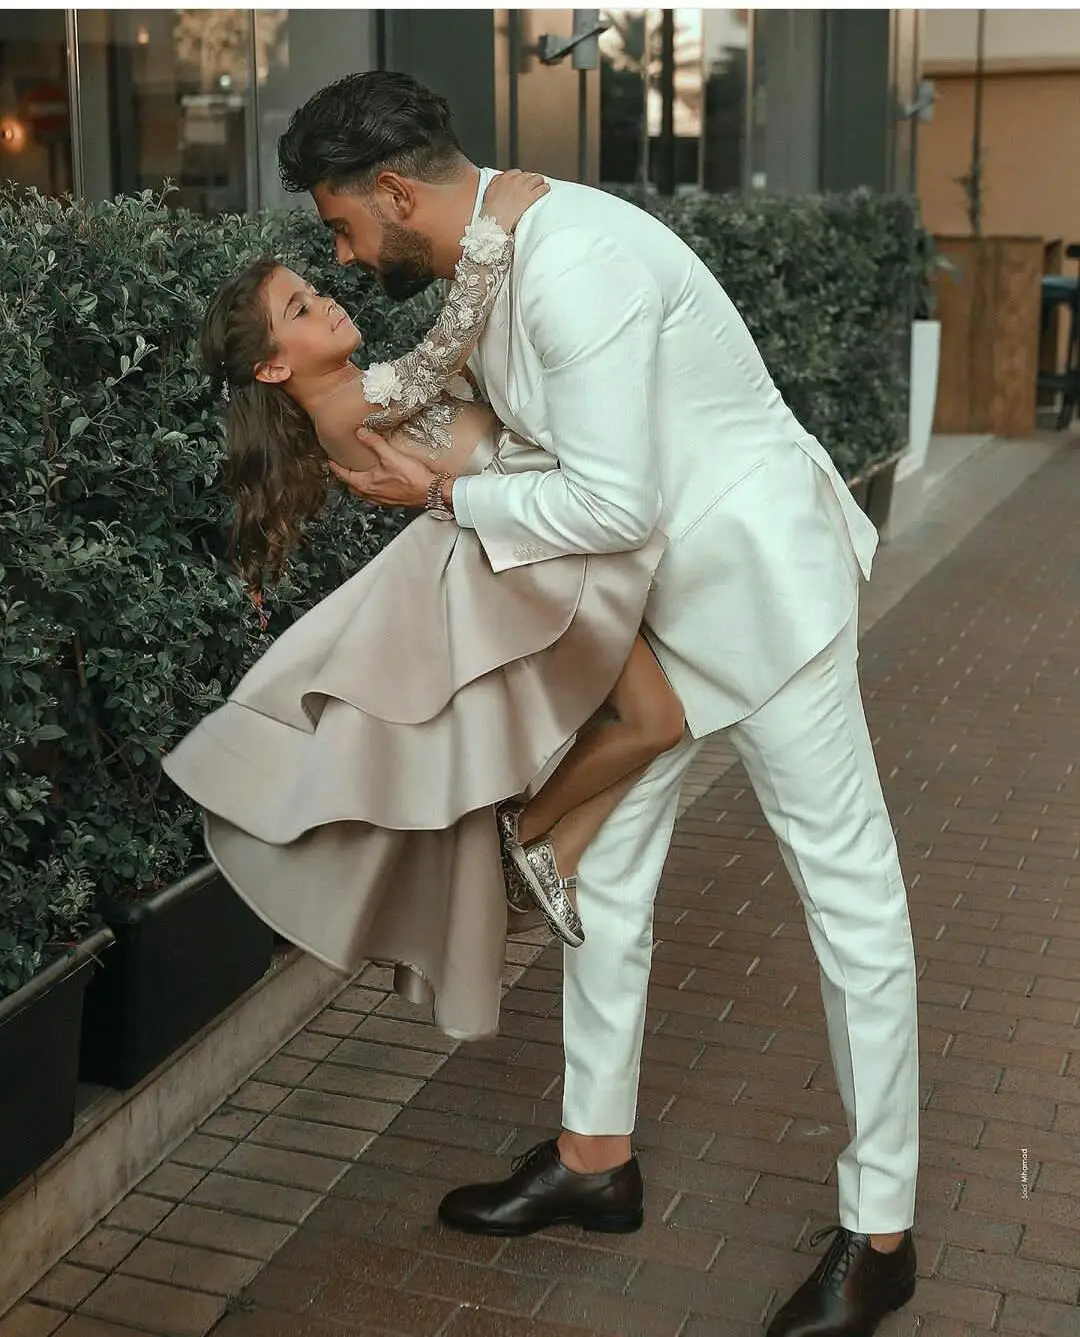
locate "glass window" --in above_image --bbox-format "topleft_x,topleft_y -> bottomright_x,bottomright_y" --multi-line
0,12 -> 74,197
254,9 -> 378,213
646,9 -> 704,193
599,9 -> 650,187
600,8 -> 745,196
701,9 -> 749,194
76,9 -> 255,214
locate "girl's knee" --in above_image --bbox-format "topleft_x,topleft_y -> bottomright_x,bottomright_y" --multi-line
638,699 -> 686,759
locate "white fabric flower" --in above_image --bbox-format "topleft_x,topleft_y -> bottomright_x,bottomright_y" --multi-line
461,216 -> 510,266
446,374 -> 474,402
362,362 -> 404,407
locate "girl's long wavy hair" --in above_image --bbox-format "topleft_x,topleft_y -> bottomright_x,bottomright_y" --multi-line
201,256 -> 328,589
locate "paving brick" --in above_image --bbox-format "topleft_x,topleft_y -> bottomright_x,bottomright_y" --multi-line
228,1081 -> 290,1115
117,1239 -> 261,1296
169,1134 -> 234,1172
905,1275 -> 1003,1326
138,1162 -> 207,1202
279,1030 -> 340,1062
353,1015 -> 459,1053
299,1061 -> 424,1105
29,1265 -> 101,1310
539,1283 -> 688,1337
0,1305 -> 66,1337
47,1320 -> 144,1337
210,1313 -> 387,1337
30,451 -> 1080,1337
324,1035 -> 455,1080
1019,1220 -> 1080,1269
244,1114 -> 375,1162
101,1194 -> 174,1235
314,1273 -> 459,1333
937,1245 -> 1080,1303
79,1274 -> 226,1337
494,1237 -> 638,1290
216,1142 -> 350,1194
629,1258 -> 771,1323
65,1229 -> 140,1275
443,1312 -> 619,1337
186,1172 -> 321,1225
197,1108 -> 264,1141
303,1008 -> 362,1038
404,1255 -> 553,1316
999,1293 -> 1080,1335
152,1204 -> 294,1261
272,1088 -> 400,1133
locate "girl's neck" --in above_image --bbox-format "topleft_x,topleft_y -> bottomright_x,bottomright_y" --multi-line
286,361 -> 359,420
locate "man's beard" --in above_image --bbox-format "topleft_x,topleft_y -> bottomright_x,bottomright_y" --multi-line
377,221 -> 436,302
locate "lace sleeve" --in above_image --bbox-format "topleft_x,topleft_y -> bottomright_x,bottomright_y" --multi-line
362,217 -> 513,433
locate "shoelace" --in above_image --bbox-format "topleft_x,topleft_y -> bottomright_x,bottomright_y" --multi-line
807,1225 -> 871,1289
510,1140 -> 556,1177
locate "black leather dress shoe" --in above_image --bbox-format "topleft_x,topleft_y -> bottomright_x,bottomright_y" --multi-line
767,1226 -> 917,1337
437,1139 -> 644,1237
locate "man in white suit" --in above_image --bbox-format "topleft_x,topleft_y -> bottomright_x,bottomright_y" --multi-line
279,72 -> 919,1336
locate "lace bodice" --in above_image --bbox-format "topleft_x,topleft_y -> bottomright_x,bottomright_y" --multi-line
360,216 -> 513,458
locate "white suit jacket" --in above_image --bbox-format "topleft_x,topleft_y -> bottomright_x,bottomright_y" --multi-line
457,169 -> 879,738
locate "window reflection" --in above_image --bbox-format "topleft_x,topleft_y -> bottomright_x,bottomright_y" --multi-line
77,9 -> 256,213
599,8 -> 746,195
0,12 -> 74,197
599,10 -> 650,186
253,9 -> 377,213
701,9 -> 749,194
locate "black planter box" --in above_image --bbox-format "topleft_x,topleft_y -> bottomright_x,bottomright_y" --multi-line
848,453 -> 901,535
0,929 -> 114,1201
865,455 -> 900,533
847,475 -> 871,512
79,865 -> 274,1090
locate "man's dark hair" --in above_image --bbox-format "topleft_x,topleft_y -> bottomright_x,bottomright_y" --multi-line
278,70 -> 464,195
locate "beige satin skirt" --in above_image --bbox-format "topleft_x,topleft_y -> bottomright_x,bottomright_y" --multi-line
163,502 -> 663,1040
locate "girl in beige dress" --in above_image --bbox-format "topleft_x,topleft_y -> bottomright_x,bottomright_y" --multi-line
163,172 -> 684,1039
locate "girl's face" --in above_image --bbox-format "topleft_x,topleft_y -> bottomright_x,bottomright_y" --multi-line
255,266 -> 361,386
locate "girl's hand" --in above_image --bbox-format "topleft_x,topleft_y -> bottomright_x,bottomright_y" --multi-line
481,169 -> 549,233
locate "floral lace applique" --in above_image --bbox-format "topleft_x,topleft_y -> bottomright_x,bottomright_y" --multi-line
361,217 -> 512,457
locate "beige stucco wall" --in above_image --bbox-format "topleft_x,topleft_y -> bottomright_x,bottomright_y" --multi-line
924,9 -> 1080,67
918,10 -> 1080,248
918,68 -> 1080,245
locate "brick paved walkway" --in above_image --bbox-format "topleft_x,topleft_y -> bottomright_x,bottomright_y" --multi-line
7,443 -> 1080,1336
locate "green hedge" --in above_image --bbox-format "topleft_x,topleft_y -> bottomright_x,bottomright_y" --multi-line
0,188 -> 433,993
0,184 -> 922,995
616,187 -> 923,480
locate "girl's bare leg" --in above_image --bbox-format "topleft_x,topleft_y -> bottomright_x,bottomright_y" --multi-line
546,766 -> 646,877
516,636 -> 684,874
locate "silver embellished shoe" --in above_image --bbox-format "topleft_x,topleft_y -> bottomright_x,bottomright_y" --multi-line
495,801 -> 534,915
510,836 -> 585,948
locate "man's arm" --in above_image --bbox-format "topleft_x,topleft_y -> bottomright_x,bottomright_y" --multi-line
454,227 -> 663,571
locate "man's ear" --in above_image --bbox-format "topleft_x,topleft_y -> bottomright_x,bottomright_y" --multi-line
254,358 -> 292,386
373,170 -> 417,221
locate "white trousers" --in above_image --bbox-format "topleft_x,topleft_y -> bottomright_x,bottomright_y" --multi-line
562,612 -> 919,1232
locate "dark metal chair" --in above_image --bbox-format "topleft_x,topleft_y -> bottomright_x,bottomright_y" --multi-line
1038,243 -> 1080,430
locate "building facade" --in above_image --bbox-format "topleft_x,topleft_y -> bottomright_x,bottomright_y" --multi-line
1,9 -> 920,212
918,8 -> 1080,245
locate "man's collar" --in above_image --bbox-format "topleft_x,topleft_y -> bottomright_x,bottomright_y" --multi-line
470,166 -> 499,225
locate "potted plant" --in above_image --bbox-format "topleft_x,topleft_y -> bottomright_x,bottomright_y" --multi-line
0,186 -> 423,1092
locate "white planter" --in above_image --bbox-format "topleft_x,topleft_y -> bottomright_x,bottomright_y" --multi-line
897,319 -> 941,481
